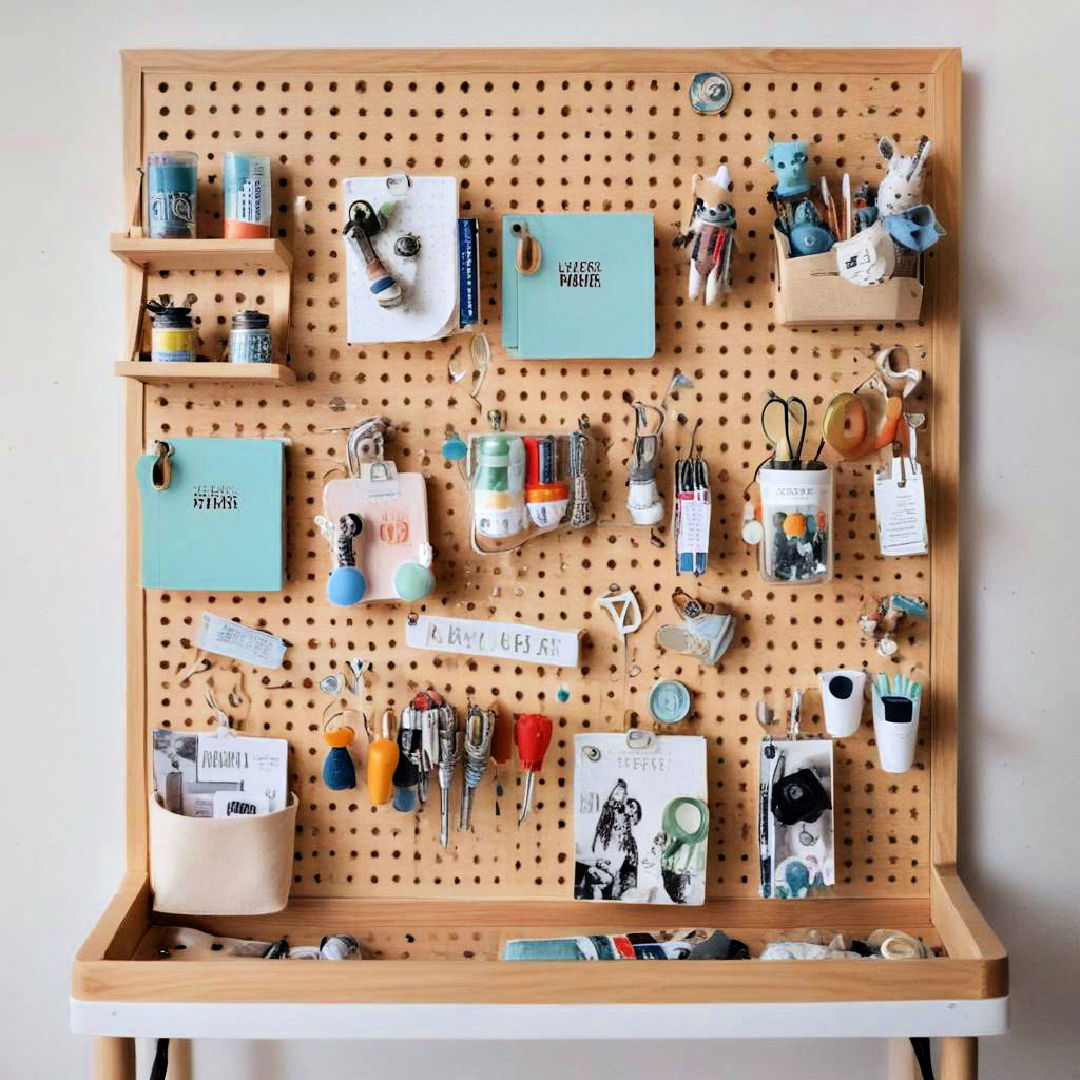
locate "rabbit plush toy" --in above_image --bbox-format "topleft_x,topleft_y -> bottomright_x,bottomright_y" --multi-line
876,136 -> 931,216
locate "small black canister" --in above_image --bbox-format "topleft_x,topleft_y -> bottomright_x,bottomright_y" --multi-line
228,309 -> 272,364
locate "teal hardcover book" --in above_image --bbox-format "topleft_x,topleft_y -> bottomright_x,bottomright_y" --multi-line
502,213 -> 655,359
136,438 -> 286,591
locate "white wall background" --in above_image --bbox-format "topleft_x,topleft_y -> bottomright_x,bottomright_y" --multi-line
2,2 -> 1077,1077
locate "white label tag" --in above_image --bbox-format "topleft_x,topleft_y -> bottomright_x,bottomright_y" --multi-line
213,790 -> 270,817
405,614 -> 580,667
875,456 -> 928,557
196,611 -> 288,669
675,493 -> 711,559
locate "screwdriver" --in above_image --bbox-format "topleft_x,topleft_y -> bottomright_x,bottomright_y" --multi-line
437,703 -> 462,848
416,690 -> 444,809
490,707 -> 514,818
460,703 -> 496,830
515,713 -> 553,824
366,708 -> 400,807
391,705 -> 422,812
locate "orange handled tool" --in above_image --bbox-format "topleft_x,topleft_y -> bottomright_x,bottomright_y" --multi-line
515,713 -> 553,824
366,708 -> 400,806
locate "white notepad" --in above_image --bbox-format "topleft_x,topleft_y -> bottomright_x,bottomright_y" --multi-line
344,175 -> 460,343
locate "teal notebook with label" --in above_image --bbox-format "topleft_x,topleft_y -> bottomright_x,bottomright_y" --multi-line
136,438 -> 286,591
502,213 -> 655,359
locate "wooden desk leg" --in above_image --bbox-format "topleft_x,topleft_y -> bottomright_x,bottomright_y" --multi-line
941,1037 -> 978,1079
169,1038 -> 193,1080
92,1038 -> 135,1080
887,1038 -> 919,1079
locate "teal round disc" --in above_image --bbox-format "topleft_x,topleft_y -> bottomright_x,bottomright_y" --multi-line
689,72 -> 732,115
441,436 -> 467,462
394,561 -> 435,602
649,679 -> 691,725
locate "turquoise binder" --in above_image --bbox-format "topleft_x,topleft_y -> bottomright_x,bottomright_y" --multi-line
502,213 -> 655,359
136,438 -> 286,591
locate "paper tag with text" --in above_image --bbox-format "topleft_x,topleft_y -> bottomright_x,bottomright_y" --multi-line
196,611 -> 288,669
875,455 -> 928,557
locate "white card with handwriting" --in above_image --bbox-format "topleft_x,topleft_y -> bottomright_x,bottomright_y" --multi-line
405,614 -> 580,667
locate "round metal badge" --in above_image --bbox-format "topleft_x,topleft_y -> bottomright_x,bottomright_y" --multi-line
689,71 -> 733,115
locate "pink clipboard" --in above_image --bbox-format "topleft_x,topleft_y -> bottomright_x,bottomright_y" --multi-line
324,466 -> 432,602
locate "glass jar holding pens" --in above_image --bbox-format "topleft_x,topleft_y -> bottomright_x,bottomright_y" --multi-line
742,392 -> 834,585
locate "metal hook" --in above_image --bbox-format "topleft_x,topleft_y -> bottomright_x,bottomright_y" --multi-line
788,689 -> 803,740
151,440 -> 174,491
346,417 -> 391,477
205,687 -> 231,734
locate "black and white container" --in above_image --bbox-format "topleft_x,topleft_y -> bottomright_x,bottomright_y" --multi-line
819,670 -> 866,738
757,464 -> 833,585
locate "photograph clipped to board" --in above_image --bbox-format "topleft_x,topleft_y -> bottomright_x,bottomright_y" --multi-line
758,736 -> 835,900
574,733 -> 709,906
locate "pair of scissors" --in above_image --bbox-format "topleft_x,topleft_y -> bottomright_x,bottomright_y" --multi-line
761,391 -> 808,465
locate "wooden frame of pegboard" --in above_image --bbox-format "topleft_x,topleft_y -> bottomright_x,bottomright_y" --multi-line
74,49 -> 1004,1080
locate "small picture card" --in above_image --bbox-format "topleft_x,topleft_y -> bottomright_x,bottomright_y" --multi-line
152,728 -> 289,816
758,738 -> 835,899
405,614 -> 580,667
573,733 -> 709,906
213,790 -> 270,818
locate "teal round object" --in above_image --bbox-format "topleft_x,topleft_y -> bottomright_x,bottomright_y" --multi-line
394,562 -> 435,602
689,72 -> 732,116
441,436 -> 467,462
556,686 -> 570,703
649,680 -> 692,725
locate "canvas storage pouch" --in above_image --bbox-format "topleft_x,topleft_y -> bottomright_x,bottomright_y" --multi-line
757,465 -> 833,585
149,792 -> 297,915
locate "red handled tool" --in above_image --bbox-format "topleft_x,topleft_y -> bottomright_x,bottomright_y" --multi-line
515,713 -> 553,824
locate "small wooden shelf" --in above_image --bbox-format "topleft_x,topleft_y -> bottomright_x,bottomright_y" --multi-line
114,361 -> 296,386
110,234 -> 292,274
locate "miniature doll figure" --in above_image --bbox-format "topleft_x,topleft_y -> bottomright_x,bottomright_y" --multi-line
763,139 -> 811,198
673,164 -> 737,304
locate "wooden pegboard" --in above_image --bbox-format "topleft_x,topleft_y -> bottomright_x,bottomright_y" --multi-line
137,54 -> 944,903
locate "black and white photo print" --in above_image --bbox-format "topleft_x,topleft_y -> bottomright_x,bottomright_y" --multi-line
573,733 -> 709,905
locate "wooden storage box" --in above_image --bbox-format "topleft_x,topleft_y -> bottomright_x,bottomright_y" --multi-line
75,868 -> 1004,1016
773,229 -> 924,327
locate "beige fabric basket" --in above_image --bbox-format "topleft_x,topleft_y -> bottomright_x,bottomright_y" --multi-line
149,793 -> 297,915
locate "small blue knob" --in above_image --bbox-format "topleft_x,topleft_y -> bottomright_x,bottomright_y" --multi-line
327,566 -> 366,606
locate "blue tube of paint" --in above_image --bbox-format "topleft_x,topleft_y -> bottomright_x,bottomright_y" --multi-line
147,151 -> 198,239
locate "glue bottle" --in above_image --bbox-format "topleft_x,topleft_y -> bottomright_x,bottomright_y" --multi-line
474,435 -> 526,539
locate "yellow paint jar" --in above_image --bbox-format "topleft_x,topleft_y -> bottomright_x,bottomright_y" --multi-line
147,301 -> 196,363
